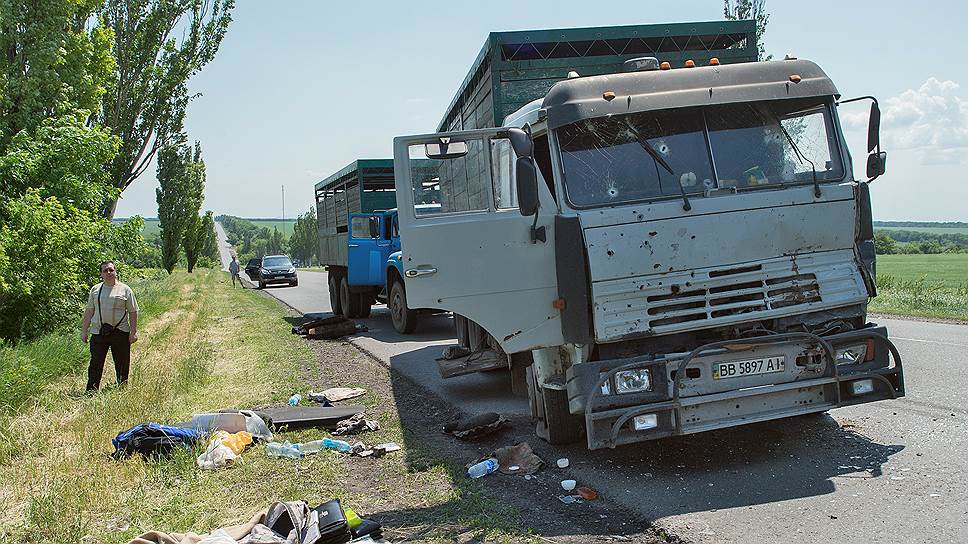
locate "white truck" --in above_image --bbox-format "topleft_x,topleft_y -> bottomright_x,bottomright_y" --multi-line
391,38 -> 904,450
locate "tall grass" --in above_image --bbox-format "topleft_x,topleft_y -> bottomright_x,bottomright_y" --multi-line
0,269 -> 171,416
871,274 -> 968,320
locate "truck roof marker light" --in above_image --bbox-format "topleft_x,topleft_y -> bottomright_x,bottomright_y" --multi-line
659,61 -> 671,70
789,74 -> 802,83
603,91 -> 616,101
709,57 -> 720,66
567,70 -> 580,79
684,59 -> 696,68
553,297 -> 566,310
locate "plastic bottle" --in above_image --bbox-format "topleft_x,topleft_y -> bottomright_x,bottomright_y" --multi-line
266,441 -> 303,458
322,438 -> 353,453
288,394 -> 301,406
296,439 -> 325,454
466,458 -> 499,479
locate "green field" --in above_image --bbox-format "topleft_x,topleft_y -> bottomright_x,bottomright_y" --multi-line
117,218 -> 295,238
250,219 -> 295,235
877,254 -> 968,288
875,226 -> 968,236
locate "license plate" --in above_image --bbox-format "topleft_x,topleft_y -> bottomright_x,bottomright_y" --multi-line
712,356 -> 786,380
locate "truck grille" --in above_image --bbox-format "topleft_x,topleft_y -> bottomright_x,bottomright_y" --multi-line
592,250 -> 868,340
646,269 -> 822,327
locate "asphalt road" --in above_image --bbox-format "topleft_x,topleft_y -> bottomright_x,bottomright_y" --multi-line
212,230 -> 967,543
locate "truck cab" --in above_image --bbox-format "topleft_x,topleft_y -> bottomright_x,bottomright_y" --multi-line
392,57 -> 902,449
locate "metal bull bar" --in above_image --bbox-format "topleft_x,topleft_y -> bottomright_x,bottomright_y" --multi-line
581,330 -> 904,449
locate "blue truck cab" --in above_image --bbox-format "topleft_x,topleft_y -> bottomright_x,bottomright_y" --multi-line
315,160 -> 432,333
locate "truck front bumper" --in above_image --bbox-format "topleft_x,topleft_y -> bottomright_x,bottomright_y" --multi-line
566,328 -> 904,450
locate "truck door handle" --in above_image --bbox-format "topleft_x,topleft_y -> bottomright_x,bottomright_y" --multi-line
348,243 -> 359,248
405,267 -> 437,278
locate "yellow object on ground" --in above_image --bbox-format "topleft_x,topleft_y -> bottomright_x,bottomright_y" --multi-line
216,430 -> 253,454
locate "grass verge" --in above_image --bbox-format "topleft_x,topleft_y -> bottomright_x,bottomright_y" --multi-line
870,274 -> 968,321
0,269 -> 171,416
0,269 -> 532,543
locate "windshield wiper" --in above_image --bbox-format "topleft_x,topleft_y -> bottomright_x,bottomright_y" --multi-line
628,126 -> 692,211
772,115 -> 821,198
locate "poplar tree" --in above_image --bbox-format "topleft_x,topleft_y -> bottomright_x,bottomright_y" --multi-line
724,0 -> 771,61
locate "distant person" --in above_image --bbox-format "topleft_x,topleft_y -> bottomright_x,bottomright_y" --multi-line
229,255 -> 242,287
80,260 -> 139,392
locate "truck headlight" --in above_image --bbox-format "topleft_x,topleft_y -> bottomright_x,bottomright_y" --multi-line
615,369 -> 652,393
835,344 -> 867,365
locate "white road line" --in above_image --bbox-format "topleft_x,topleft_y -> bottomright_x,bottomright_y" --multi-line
892,336 -> 968,349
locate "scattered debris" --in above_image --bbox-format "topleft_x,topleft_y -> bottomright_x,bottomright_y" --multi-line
557,458 -> 570,469
466,458 -> 500,478
577,486 -> 598,501
320,386 -> 367,402
197,431 -> 253,470
333,412 -> 380,436
306,390 -> 334,405
440,345 -> 471,360
353,442 -> 401,458
259,405 -> 364,431
492,442 -> 543,475
288,393 -> 301,406
131,500 -> 383,544
557,495 -> 581,504
111,423 -> 201,460
292,315 -> 359,339
561,479 -> 577,491
443,412 -> 508,439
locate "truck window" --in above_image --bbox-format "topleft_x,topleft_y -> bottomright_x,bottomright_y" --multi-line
409,138 -> 488,216
706,99 -> 844,189
350,216 -> 379,239
491,138 -> 515,209
557,109 -> 713,208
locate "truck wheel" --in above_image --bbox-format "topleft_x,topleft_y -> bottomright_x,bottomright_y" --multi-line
328,274 -> 342,315
340,277 -> 363,318
528,367 -> 583,445
389,280 -> 418,334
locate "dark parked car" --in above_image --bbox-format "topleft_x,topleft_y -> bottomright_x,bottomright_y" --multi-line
250,254 -> 298,289
244,258 -> 261,279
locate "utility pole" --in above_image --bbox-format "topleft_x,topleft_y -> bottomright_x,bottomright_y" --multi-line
281,185 -> 285,224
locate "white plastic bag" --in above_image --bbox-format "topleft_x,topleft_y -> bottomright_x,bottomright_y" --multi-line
196,435 -> 238,470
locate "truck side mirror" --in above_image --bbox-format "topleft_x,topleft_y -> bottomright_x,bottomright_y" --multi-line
866,151 -> 887,179
508,127 -> 533,158
368,216 -> 380,238
516,157 -> 539,216
867,102 -> 881,153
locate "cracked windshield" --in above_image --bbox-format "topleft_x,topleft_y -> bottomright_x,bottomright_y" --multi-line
558,98 -> 843,208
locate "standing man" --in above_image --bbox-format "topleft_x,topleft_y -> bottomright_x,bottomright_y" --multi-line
229,254 -> 242,287
81,260 -> 139,392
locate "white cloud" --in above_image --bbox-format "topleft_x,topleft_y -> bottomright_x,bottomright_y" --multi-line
844,78 -> 968,165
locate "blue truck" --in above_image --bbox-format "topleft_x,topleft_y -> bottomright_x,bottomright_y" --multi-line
314,159 -> 438,333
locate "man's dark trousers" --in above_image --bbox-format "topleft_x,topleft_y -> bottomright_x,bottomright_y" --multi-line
87,330 -> 131,391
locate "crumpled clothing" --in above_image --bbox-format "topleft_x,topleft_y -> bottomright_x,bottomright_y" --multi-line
332,412 -> 379,436
319,387 -> 366,402
491,441 -> 543,475
113,423 -> 201,459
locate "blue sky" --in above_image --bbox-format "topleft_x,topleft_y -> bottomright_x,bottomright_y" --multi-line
114,0 -> 968,221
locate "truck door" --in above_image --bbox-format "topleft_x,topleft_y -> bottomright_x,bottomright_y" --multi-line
348,214 -> 389,286
392,128 -> 565,353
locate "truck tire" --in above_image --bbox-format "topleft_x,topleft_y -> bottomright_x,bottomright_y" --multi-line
389,280 -> 418,334
328,274 -> 342,315
340,277 -> 363,318
527,367 -> 583,445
